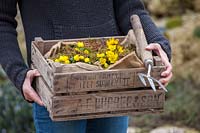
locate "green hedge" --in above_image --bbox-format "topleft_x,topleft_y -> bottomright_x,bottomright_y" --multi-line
0,68 -> 34,133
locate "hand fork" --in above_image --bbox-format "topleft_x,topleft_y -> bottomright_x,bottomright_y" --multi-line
130,15 -> 168,92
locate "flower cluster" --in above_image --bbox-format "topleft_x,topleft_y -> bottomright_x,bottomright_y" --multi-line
52,38 -> 129,69
96,38 -> 125,68
53,41 -> 92,64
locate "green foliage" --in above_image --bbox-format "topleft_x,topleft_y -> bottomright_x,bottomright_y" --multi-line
166,16 -> 183,29
132,79 -> 200,131
193,26 -> 200,38
0,69 -> 7,83
0,68 -> 35,133
164,80 -> 200,128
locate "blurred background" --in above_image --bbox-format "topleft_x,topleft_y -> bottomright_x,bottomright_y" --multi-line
0,0 -> 200,132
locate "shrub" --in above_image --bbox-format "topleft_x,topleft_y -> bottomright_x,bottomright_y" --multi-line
0,68 -> 34,133
166,16 -> 183,29
193,26 -> 200,38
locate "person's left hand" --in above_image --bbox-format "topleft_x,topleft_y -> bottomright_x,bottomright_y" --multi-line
146,43 -> 173,86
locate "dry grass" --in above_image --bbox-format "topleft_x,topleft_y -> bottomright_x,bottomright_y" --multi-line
167,13 -> 200,85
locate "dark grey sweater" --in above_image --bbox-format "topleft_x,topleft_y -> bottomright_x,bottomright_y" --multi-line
0,0 -> 171,94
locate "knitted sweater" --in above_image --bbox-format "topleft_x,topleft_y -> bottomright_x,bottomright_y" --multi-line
0,0 -> 171,94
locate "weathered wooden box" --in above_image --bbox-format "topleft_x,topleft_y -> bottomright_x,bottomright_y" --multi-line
31,37 -> 165,121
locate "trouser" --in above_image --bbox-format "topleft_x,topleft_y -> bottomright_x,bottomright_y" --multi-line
33,103 -> 129,133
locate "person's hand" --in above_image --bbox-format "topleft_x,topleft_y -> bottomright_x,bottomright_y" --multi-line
22,69 -> 44,106
146,43 -> 173,86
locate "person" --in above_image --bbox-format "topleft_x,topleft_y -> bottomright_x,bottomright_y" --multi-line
0,0 -> 172,133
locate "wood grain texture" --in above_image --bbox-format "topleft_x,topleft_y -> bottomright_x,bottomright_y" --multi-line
51,109 -> 163,121
32,43 -> 54,90
35,76 -> 53,113
131,15 -> 153,67
52,66 -> 164,94
51,90 -> 165,116
36,76 -> 165,121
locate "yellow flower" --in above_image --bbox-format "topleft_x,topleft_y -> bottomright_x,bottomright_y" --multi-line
55,59 -> 60,62
74,54 -> 80,61
84,57 -> 90,63
106,38 -> 119,46
97,53 -> 105,58
106,51 -> 115,58
84,49 -> 90,54
117,45 -> 124,54
59,55 -> 69,62
104,63 -> 109,68
79,55 -> 85,60
75,47 -> 80,52
114,39 -> 119,45
77,41 -> 84,48
108,53 -> 118,64
99,58 -> 107,65
107,44 -> 116,51
64,60 -> 70,64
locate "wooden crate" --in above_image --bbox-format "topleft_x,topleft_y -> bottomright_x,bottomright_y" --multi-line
32,37 -> 165,121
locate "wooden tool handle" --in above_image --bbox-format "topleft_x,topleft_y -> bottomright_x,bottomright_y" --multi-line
130,15 -> 153,68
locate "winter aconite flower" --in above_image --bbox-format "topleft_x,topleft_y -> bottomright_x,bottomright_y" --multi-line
106,51 -> 115,58
79,55 -> 85,60
64,60 -> 70,64
104,63 -> 109,68
84,49 -> 90,54
108,53 -> 118,64
107,44 -> 117,51
97,53 -> 105,58
75,47 -> 81,52
84,58 -> 90,63
55,59 -> 60,62
106,38 -> 119,46
99,58 -> 107,65
52,38 -> 130,69
74,54 -> 80,61
77,42 -> 84,48
117,45 -> 124,54
59,55 -> 69,61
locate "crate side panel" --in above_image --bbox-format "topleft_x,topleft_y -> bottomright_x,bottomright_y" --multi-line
51,90 -> 165,116
32,44 -> 54,90
35,77 -> 53,113
53,66 -> 165,93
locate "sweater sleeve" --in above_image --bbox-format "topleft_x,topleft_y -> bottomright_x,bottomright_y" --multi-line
114,0 -> 171,61
0,0 -> 30,93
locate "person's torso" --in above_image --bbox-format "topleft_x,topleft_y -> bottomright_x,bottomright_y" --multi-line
18,0 -> 121,64
19,0 -> 121,40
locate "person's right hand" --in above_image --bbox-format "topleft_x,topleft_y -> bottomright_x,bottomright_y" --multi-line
22,69 -> 44,106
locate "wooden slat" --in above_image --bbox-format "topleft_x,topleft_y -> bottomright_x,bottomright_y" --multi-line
52,66 -> 165,93
51,109 -> 163,121
36,76 -> 164,121
35,76 -> 53,113
51,90 -> 165,116
33,37 -> 45,55
31,44 -> 54,90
